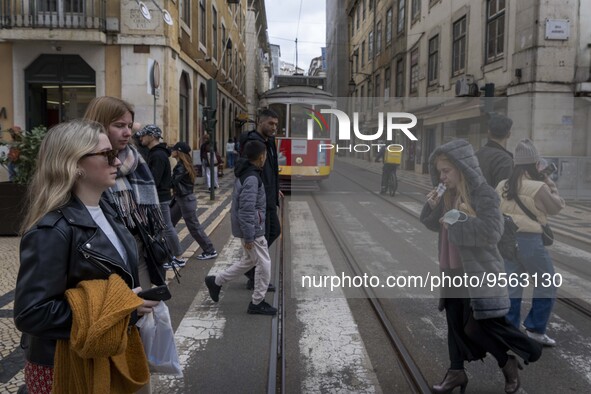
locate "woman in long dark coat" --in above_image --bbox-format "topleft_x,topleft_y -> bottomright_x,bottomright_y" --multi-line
420,139 -> 542,394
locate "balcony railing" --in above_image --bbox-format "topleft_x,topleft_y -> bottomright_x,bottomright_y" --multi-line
1,0 -> 106,30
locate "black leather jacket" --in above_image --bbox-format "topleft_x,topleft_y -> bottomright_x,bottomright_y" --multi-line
171,162 -> 195,197
14,196 -> 140,366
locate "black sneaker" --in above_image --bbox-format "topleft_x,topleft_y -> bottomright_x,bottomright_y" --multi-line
205,275 -> 221,302
247,300 -> 277,315
197,251 -> 218,260
246,279 -> 276,292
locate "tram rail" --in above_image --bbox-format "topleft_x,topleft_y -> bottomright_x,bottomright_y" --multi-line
309,192 -> 432,393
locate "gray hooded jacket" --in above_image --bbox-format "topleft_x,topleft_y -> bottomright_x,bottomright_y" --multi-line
420,139 -> 510,320
231,158 -> 266,242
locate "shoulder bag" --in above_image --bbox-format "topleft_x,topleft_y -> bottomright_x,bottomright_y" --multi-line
514,196 -> 554,246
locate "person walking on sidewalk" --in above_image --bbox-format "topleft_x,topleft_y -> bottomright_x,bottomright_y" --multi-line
14,120 -> 157,393
497,139 -> 565,347
204,140 -> 277,315
84,96 -> 167,290
476,113 -> 514,187
240,109 -> 282,290
170,141 -> 218,261
420,139 -> 542,394
226,137 -> 236,168
137,124 -> 186,269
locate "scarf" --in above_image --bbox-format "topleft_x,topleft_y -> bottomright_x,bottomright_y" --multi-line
106,145 -> 165,229
52,274 -> 149,393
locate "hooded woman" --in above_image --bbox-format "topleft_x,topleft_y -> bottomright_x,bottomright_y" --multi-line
420,139 -> 542,394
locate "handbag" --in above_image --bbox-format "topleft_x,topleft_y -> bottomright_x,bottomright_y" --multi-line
498,214 -> 519,260
136,301 -> 182,376
514,196 -> 554,246
133,212 -> 174,285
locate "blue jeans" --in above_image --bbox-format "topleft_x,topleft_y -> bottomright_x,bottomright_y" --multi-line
504,232 -> 556,334
227,152 -> 235,168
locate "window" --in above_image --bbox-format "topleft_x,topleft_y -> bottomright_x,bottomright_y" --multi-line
37,0 -> 83,13
361,41 -> 366,66
374,74 -> 380,103
410,48 -> 419,93
179,73 -> 190,143
369,0 -> 374,11
362,0 -> 366,21
368,31 -> 374,59
212,7 -> 218,60
396,58 -> 404,97
384,67 -> 391,100
199,0 -> 206,46
411,0 -> 421,20
486,0 -> 505,62
386,8 -> 393,45
222,25 -> 227,70
376,21 -> 382,54
181,0 -> 190,25
452,17 -> 466,75
367,79 -> 372,109
397,0 -> 405,34
428,35 -> 439,84
356,5 -> 360,30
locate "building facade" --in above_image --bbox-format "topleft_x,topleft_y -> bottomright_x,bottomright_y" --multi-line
0,0 -> 272,158
341,0 -> 591,196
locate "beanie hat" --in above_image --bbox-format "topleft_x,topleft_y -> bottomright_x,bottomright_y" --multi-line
137,124 -> 162,139
172,142 -> 191,154
514,139 -> 539,165
488,113 -> 513,138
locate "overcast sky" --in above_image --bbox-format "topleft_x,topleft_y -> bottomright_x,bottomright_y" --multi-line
264,0 -> 326,73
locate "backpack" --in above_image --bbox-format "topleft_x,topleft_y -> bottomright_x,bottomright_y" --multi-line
498,214 -> 518,261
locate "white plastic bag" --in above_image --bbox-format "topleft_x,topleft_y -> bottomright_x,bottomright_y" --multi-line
136,301 -> 183,376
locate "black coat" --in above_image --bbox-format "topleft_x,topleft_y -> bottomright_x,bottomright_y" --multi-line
475,140 -> 513,188
14,197 -> 140,366
147,143 -> 173,203
171,162 -> 195,197
240,130 -> 280,208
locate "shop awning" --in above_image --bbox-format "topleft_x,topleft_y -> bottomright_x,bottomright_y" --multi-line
420,98 -> 483,126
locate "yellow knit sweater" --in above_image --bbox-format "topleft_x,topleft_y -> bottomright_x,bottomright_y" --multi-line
53,274 -> 149,394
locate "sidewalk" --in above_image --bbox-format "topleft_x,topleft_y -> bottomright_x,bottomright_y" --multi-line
0,170 -> 235,392
338,156 -> 591,245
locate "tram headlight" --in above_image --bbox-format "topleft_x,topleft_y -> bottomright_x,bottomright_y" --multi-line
295,157 -> 303,164
315,168 -> 320,174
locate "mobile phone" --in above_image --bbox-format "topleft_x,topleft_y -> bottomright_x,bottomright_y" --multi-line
137,285 -> 171,301
541,162 -> 557,176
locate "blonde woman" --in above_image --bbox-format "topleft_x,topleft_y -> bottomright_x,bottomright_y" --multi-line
14,120 -> 157,393
170,142 -> 217,261
420,139 -> 541,394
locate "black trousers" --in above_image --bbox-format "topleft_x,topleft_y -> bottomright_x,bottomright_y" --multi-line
246,205 -> 281,281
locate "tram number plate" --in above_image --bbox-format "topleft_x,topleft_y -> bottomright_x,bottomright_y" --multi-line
292,140 -> 308,155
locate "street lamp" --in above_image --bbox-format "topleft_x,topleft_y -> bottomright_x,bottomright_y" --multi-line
348,72 -> 373,94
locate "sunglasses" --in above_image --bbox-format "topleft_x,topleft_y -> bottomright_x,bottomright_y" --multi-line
82,149 -> 119,166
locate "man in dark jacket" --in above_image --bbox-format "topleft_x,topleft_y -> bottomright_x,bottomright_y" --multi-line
240,109 -> 282,290
475,113 -> 514,187
138,124 -> 185,268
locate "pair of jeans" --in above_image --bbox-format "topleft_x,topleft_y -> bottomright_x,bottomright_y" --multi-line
159,201 -> 183,257
227,152 -> 235,168
504,232 -> 556,334
170,194 -> 215,254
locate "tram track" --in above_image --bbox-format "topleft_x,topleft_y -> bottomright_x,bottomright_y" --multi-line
309,191 -> 431,394
333,165 -> 591,323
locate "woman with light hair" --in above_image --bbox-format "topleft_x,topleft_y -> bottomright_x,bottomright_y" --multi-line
14,120 -> 157,393
420,139 -> 542,394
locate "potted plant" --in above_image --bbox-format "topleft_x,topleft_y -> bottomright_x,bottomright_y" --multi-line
0,126 -> 48,235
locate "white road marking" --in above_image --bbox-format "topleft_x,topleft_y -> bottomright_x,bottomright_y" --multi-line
155,236 -> 243,390
289,201 -> 382,393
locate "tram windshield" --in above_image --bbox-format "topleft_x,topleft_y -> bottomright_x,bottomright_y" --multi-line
289,104 -> 332,139
269,103 -> 287,137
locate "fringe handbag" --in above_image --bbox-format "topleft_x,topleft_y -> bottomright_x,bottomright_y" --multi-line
514,196 -> 554,246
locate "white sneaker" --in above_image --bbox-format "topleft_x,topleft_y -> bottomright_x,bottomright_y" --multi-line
526,330 -> 556,347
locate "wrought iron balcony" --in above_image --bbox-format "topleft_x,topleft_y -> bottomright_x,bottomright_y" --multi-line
0,0 -> 106,30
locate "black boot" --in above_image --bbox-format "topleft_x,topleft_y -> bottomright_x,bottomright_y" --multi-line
432,369 -> 468,394
501,355 -> 523,393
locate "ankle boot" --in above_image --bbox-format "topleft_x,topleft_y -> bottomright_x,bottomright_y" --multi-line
501,355 -> 523,393
432,369 -> 468,394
